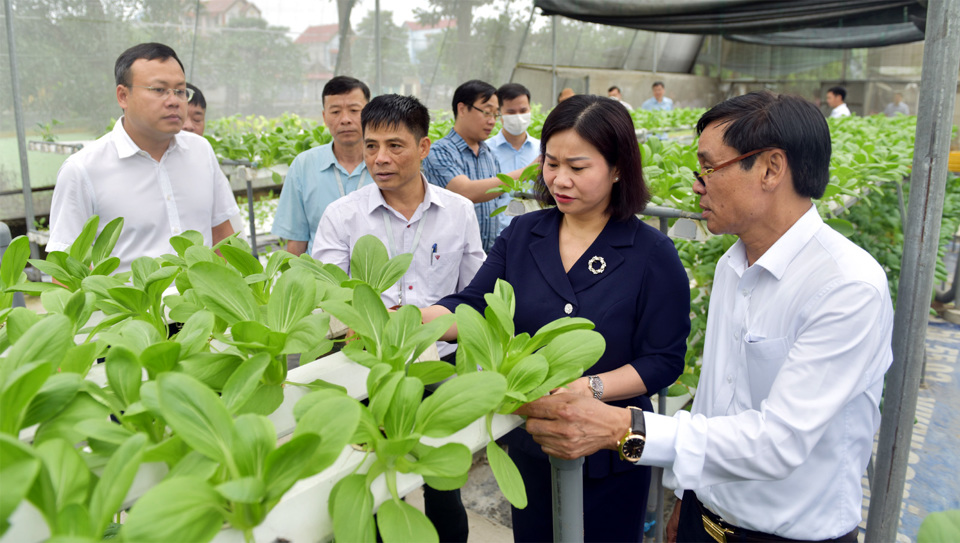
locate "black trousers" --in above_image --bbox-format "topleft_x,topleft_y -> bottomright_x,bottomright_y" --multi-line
676,490 -> 859,543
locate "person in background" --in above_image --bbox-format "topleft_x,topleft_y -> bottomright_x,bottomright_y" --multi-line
517,91 -> 892,543
641,81 -> 673,111
487,83 -> 540,235
272,76 -> 371,256
422,80 -> 527,251
826,86 -> 851,118
422,95 -> 690,542
558,87 -> 575,103
182,82 -> 206,136
48,42 -> 237,272
314,95 -> 485,542
884,92 -> 910,117
607,85 -> 634,111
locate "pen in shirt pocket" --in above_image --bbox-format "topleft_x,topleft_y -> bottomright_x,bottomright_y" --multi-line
431,243 -> 438,266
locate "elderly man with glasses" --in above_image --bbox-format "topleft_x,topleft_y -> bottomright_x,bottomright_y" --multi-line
517,91 -> 893,543
48,42 -> 237,272
422,79 -> 528,251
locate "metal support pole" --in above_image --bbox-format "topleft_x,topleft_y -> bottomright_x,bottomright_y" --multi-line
508,4 -> 536,83
245,174 -> 258,259
189,0 -> 202,81
652,32 -> 660,74
550,456 -> 584,543
374,0 -> 382,95
4,0 -> 40,259
866,1 -> 960,541
621,30 -> 640,70
551,16 -> 558,107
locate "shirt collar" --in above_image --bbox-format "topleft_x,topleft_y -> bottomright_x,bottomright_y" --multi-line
317,142 -> 368,174
111,115 -> 187,159
447,128 -> 489,155
752,205 -> 822,280
488,130 -> 536,152
364,172 -> 443,216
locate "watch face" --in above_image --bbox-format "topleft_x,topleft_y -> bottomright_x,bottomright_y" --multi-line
622,436 -> 645,462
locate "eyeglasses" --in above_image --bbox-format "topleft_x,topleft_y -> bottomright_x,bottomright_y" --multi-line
129,85 -> 195,102
469,104 -> 501,120
694,147 -> 777,186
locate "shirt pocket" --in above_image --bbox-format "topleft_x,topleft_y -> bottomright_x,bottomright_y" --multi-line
743,336 -> 790,409
426,251 -> 460,296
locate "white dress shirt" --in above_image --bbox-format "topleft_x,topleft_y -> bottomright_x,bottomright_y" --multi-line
830,103 -> 852,118
312,175 -> 486,356
641,206 -> 893,540
48,117 -> 238,271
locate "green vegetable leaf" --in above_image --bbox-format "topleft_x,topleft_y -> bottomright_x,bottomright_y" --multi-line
415,372 -> 507,437
486,441 -> 527,509
263,433 -> 321,502
121,477 -> 225,543
88,433 -> 148,536
330,474 -> 376,543
267,267 -> 317,332
407,360 -> 456,386
215,476 -> 266,504
221,353 -> 271,415
187,262 -> 261,325
35,438 -> 91,511
156,373 -> 237,468
232,413 -> 275,478
91,217 -> 124,265
105,345 -> 142,406
377,498 -> 438,543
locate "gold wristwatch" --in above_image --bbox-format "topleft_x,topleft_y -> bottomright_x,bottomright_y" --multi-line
618,406 -> 646,462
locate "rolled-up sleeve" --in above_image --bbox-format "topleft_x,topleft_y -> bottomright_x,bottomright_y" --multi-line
210,150 -> 239,226
272,158 -> 308,241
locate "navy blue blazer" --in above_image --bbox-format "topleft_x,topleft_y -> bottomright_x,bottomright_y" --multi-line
438,207 -> 690,477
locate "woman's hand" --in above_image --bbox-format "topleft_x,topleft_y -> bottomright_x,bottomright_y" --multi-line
555,376 -> 593,398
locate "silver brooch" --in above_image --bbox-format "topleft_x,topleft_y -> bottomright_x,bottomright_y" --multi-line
587,256 -> 606,275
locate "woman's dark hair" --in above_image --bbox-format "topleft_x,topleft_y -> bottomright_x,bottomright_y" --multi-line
115,43 -> 184,86
361,94 -> 430,141
695,91 -> 831,199
535,94 -> 649,221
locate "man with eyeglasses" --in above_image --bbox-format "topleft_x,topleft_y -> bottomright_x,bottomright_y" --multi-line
48,42 -> 238,272
516,91 -> 893,543
423,80 -> 527,251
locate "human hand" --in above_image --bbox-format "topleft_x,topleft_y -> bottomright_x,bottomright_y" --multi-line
666,499 -> 681,543
553,376 -> 592,398
515,393 -> 630,460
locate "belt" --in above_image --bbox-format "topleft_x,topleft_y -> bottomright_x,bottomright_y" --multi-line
694,495 -> 858,543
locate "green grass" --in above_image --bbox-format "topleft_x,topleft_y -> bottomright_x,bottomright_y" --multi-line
0,132 -> 98,192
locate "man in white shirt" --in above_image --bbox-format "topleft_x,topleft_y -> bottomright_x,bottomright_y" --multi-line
312,94 -> 485,354
272,76 -> 371,256
487,83 -> 540,235
517,91 -> 893,543
48,43 -> 237,272
607,85 -> 634,111
827,86 -> 852,118
312,93 -> 485,543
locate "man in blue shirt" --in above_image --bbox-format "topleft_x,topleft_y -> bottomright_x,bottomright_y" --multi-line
422,80 -> 526,251
486,83 -> 540,235
272,76 -> 371,256
641,81 -> 674,111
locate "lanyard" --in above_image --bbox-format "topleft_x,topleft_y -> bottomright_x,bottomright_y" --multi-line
381,207 -> 428,305
333,167 -> 366,198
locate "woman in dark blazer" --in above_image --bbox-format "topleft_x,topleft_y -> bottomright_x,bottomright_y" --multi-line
423,95 -> 690,542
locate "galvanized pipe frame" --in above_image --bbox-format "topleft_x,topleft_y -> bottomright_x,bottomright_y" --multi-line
866,1 -> 960,541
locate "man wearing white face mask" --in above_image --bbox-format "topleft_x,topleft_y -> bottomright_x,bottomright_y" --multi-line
487,83 -> 540,234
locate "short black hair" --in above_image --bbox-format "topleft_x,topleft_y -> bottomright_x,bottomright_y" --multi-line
608,85 -> 621,93
115,43 -> 184,87
536,94 -> 650,221
497,83 -> 531,104
652,81 -> 665,89
322,76 -> 371,105
827,86 -> 847,101
187,83 -> 206,110
452,80 -> 497,119
695,91 -> 831,199
361,94 -> 430,142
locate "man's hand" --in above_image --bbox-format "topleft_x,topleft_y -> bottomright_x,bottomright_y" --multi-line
515,393 -> 630,460
666,499 -> 682,543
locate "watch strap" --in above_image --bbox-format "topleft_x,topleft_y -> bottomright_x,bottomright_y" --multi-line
618,406 -> 647,462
